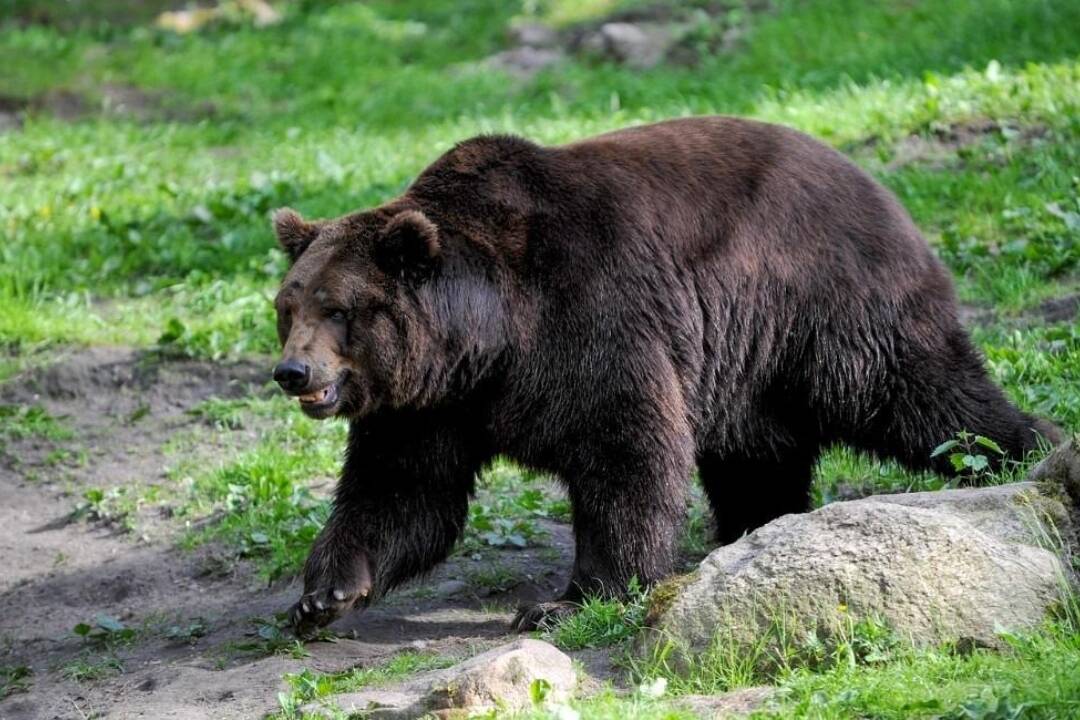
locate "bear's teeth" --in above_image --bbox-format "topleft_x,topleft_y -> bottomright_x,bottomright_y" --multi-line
299,387 -> 326,403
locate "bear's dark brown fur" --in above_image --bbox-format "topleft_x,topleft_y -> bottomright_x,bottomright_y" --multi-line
272,116 -> 1056,634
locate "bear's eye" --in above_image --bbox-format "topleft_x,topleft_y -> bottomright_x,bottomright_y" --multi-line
326,309 -> 348,323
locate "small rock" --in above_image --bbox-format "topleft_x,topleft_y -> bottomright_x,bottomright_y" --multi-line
435,579 -> 468,597
646,482 -> 1073,660
426,639 -> 573,711
582,22 -> 677,69
510,22 -> 559,48
306,639 -> 574,719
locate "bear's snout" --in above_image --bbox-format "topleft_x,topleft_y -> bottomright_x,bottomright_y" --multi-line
273,358 -> 311,393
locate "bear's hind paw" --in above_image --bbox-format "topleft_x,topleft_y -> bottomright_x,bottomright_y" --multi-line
510,600 -> 578,633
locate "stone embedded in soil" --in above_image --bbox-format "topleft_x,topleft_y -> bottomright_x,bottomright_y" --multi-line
645,480 -> 1075,660
435,579 -> 469,597
304,639 -> 575,718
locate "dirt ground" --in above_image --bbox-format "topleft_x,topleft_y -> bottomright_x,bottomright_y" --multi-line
0,348 -> 591,720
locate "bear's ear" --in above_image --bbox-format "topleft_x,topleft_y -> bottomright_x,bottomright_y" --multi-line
272,208 -> 320,262
373,210 -> 441,283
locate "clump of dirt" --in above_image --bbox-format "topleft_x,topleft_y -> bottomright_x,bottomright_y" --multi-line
0,347 -> 590,719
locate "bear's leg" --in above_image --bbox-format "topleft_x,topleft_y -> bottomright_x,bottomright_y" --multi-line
289,414 -> 484,636
698,447 -> 819,545
512,411 -> 694,631
849,330 -> 1058,474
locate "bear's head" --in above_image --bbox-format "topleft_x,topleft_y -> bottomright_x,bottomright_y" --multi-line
270,204 -> 509,420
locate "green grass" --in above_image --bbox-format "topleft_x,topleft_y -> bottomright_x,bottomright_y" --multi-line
0,403 -> 72,441
58,655 -> 124,684
762,627 -> 1080,719
0,665 -> 32,699
2,0 -> 1078,365
507,618 -> 1080,720
541,581 -> 649,651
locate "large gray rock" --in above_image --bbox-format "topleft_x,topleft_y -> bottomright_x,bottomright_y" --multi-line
305,639 -> 574,718
647,482 -> 1074,658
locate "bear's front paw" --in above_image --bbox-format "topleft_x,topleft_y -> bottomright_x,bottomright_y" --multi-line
289,549 -> 373,638
510,600 -> 579,632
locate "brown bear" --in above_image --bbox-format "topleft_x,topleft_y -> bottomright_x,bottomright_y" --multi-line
271,116 -> 1056,635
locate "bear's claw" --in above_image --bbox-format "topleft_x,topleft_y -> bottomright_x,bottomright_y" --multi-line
289,549 -> 373,638
289,584 -> 369,638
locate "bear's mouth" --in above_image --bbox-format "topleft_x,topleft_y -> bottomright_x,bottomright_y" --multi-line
297,377 -> 343,418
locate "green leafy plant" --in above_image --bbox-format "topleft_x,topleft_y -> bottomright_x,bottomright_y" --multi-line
931,431 -> 1006,480
70,486 -> 146,531
164,619 -> 209,644
73,615 -> 137,649
226,615 -> 313,659
460,461 -> 567,551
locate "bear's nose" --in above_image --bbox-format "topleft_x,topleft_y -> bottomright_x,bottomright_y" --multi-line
273,359 -> 311,392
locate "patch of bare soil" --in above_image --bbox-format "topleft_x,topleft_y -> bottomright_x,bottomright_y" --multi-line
851,119 -> 1050,172
0,348 -> 583,720
0,85 -> 217,132
959,292 -> 1080,330
1036,293 -> 1080,325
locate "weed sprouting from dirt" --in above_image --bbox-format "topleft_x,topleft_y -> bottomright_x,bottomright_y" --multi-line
163,619 -> 210,645
72,615 -> 138,649
0,665 -> 32,699
60,656 -> 125,684
273,651 -> 456,719
0,404 -> 73,458
218,615 -> 315,664
57,615 -> 139,685
69,485 -> 155,531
